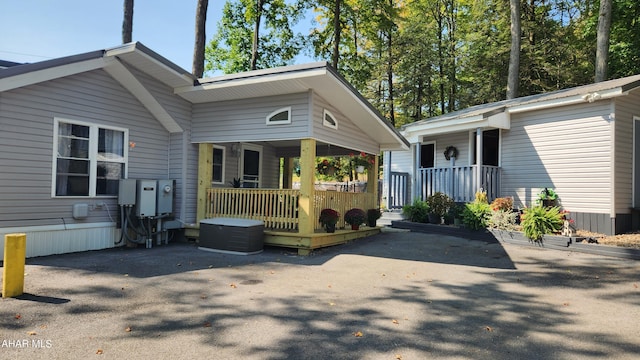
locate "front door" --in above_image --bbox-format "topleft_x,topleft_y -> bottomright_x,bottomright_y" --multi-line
241,144 -> 262,188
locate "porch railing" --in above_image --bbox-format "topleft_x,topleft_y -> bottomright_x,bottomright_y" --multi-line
388,172 -> 410,209
417,165 -> 500,203
206,188 -> 377,232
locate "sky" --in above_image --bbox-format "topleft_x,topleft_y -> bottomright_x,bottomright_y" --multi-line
0,0 -> 315,74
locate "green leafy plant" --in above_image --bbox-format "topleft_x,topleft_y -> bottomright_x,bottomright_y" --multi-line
520,205 -> 564,242
536,188 -> 558,207
462,201 -> 491,230
487,209 -> 518,230
402,199 -> 430,223
426,192 -> 454,217
344,208 -> 366,226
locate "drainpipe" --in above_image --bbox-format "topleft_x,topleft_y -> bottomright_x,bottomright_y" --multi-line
476,128 -> 483,194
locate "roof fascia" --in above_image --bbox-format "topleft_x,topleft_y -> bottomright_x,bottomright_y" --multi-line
103,59 -> 183,133
0,56 -> 107,92
508,87 -> 623,114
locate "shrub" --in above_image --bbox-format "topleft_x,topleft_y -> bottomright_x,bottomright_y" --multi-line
521,205 -> 563,242
319,208 -> 340,226
490,197 -> 513,212
474,190 -> 488,204
487,209 -> 518,230
426,192 -> 454,217
462,201 -> 491,230
344,208 -> 366,226
402,199 -> 430,223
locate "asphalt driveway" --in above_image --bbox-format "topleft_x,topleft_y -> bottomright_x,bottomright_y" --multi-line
1,229 -> 639,359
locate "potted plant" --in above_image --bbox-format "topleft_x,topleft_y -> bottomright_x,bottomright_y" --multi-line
425,192 -> 454,224
448,203 -> 465,226
344,208 -> 366,230
536,188 -> 558,207
319,208 -> 340,233
366,208 -> 382,227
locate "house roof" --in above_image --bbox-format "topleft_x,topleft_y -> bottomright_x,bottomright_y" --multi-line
0,42 -> 408,151
0,60 -> 25,69
401,74 -> 640,138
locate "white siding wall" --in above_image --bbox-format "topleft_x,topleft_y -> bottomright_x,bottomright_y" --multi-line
614,90 -> 640,214
421,132 -> 471,167
501,101 -> 613,213
312,92 -> 379,155
191,92 -> 310,143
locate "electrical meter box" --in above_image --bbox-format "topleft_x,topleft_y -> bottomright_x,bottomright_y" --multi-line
136,180 -> 157,217
118,179 -> 137,206
156,179 -> 174,215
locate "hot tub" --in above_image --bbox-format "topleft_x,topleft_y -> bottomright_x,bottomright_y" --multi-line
199,218 -> 264,255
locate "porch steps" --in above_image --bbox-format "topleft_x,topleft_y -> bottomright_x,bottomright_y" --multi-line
379,210 -> 404,227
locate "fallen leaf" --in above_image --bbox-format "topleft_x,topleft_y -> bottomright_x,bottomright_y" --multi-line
353,331 -> 363,337
96,349 -> 104,355
634,283 -> 638,289
15,314 -> 21,320
204,321 -> 212,328
381,273 -> 386,277
269,271 -> 275,274
595,275 -> 600,279
27,331 -> 37,336
395,355 -> 403,360
392,319 -> 399,325
329,302 -> 336,306
125,327 -> 132,332
327,284 -> 332,288
485,326 -> 494,332
229,283 -> 237,288
200,295 -> 208,299
40,324 -> 47,329
563,302 -> 570,306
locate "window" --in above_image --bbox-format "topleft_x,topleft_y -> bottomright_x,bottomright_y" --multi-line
212,146 -> 225,184
266,107 -> 291,125
323,109 -> 338,129
53,119 -> 127,197
420,142 -> 435,168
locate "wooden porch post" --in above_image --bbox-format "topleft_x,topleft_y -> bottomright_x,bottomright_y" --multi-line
367,155 -> 379,209
299,139 -> 316,234
475,128 -> 483,193
282,157 -> 294,189
197,143 -> 213,223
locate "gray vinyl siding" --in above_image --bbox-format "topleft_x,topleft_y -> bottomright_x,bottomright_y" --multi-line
614,90 -> 640,215
389,149 -> 413,174
261,143 -> 280,188
134,67 -> 194,222
501,101 -> 613,213
0,69 -> 173,228
421,132 -> 471,167
312,93 -> 379,155
191,92 -> 310,143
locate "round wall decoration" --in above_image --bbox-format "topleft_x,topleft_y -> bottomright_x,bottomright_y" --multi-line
444,146 -> 458,160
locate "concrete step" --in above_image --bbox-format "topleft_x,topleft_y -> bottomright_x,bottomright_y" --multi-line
379,210 -> 405,226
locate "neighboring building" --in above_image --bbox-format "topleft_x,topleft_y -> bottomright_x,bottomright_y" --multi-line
0,42 -> 408,258
0,60 -> 24,69
383,75 -> 640,235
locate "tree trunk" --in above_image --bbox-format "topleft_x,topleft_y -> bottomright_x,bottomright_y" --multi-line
506,0 -> 521,99
251,0 -> 264,70
122,0 -> 134,44
332,0 -> 342,68
595,0 -> 612,82
192,0 -> 209,78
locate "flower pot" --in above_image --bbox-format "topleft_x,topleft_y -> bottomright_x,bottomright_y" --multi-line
325,223 -> 336,233
351,224 -> 360,230
355,165 -> 365,174
428,213 -> 441,224
367,220 -> 377,227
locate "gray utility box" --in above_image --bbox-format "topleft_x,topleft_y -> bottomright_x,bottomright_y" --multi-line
199,218 -> 264,255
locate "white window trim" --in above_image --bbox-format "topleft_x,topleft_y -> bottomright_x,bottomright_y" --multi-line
52,117 -> 129,198
211,145 -> 226,185
323,109 -> 338,130
240,143 -> 263,188
266,106 -> 292,125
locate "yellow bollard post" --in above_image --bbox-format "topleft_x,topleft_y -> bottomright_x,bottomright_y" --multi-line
2,233 -> 26,298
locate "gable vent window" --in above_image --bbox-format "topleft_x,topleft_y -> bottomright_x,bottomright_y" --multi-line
266,107 -> 291,125
323,109 -> 338,130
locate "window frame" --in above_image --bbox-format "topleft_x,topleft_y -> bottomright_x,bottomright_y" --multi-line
211,145 -> 226,185
266,106 -> 292,125
323,109 -> 338,130
52,118 -> 128,198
